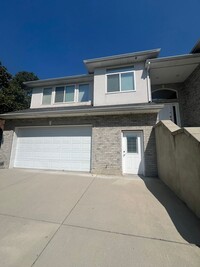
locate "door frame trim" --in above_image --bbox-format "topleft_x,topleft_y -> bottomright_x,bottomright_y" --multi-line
157,102 -> 181,126
121,130 -> 144,176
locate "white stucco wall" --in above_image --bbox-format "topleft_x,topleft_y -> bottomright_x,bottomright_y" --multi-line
30,88 -> 43,108
30,62 -> 148,108
93,62 -> 149,106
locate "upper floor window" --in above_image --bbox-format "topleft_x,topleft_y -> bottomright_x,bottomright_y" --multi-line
54,84 -> 90,103
66,85 -> 75,102
78,84 -> 90,102
106,67 -> 135,93
55,85 -> 75,103
42,88 -> 52,105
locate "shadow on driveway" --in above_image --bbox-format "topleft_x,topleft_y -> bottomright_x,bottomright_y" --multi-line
141,176 -> 200,247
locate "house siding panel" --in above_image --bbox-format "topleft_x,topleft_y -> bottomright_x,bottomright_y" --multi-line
94,62 -> 149,106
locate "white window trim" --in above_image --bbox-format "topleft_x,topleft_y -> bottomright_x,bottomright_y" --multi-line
54,83 -> 91,104
41,83 -> 91,106
106,69 -> 136,94
53,84 -> 77,104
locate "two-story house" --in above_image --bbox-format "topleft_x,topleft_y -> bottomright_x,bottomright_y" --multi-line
0,41 -> 200,176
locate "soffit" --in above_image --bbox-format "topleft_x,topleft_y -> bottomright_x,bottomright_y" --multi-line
147,54 -> 200,85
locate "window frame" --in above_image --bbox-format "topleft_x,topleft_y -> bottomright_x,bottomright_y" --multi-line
127,136 -> 138,154
42,87 -> 52,105
54,86 -> 66,103
52,83 -> 91,104
78,83 -> 91,102
54,84 -> 76,103
106,68 -> 136,94
65,84 -> 76,103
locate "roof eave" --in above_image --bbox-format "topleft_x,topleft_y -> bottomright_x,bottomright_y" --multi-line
145,53 -> 200,68
24,74 -> 94,88
84,49 -> 161,73
0,104 -> 164,120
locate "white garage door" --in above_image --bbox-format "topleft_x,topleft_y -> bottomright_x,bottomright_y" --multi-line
13,126 -> 92,172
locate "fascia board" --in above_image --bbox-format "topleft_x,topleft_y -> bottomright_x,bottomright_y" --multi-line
0,104 -> 164,119
146,53 -> 200,69
24,74 -> 94,88
84,49 -> 161,73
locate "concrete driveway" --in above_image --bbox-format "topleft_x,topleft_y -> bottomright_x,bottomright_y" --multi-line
0,169 -> 199,267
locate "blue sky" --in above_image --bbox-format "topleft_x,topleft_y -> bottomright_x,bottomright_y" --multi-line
0,0 -> 199,79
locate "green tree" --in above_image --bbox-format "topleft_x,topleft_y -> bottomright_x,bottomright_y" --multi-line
0,62 -> 12,89
0,84 -> 30,113
11,71 -> 38,89
0,63 -> 39,114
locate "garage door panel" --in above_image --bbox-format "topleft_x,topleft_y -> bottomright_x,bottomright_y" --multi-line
14,126 -> 92,172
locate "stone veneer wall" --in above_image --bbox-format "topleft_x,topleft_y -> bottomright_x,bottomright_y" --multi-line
0,130 -> 13,168
1,114 -> 158,176
180,65 -> 200,127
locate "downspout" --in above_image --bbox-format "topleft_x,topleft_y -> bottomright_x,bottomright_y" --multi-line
146,61 -> 152,102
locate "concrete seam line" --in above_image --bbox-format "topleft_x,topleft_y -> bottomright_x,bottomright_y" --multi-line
0,213 -> 60,225
61,177 -> 96,223
63,224 -> 197,248
31,177 -> 96,267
